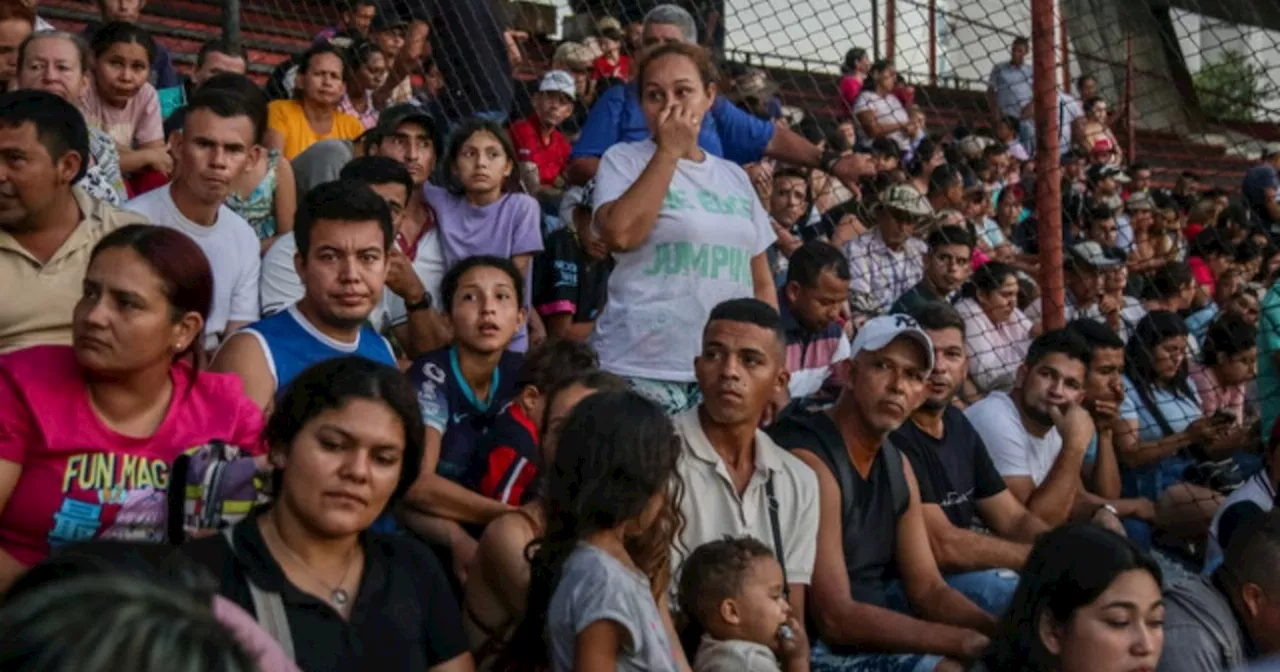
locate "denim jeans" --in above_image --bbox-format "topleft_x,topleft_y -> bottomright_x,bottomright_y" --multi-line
885,569 -> 1018,616
811,641 -> 944,672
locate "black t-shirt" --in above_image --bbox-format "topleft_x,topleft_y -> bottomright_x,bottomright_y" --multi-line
889,407 -> 1007,531
532,228 -> 613,324
181,514 -> 469,671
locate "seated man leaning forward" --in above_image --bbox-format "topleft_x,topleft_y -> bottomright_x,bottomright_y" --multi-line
770,314 -> 997,672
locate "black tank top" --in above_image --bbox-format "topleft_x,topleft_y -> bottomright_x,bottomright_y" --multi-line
769,410 -> 908,609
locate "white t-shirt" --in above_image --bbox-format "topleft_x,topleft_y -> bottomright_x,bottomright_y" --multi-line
1205,473 -> 1274,574
259,230 -> 445,333
591,140 -> 775,382
853,90 -> 911,151
965,390 -> 1063,486
124,185 -> 260,348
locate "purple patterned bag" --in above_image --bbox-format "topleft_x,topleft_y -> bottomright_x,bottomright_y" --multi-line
166,441 -> 267,543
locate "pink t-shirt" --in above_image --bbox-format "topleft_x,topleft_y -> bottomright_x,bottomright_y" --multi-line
839,74 -> 864,107
0,346 -> 264,567
80,80 -> 164,149
1189,362 -> 1246,422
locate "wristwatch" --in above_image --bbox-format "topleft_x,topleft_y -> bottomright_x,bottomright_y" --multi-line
819,147 -> 844,174
1094,503 -> 1120,519
405,293 -> 432,313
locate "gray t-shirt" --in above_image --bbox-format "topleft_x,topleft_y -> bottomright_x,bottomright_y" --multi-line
548,543 -> 679,672
1158,574 -> 1248,672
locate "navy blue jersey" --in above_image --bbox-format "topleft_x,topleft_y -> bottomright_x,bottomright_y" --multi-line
410,346 -> 523,483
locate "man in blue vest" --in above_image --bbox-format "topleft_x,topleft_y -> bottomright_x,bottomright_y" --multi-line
212,180 -> 398,410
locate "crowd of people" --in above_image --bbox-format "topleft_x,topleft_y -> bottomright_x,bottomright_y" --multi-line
1,0 -> 1280,671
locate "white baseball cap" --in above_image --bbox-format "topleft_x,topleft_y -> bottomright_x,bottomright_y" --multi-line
539,70 -> 577,100
850,314 -> 935,370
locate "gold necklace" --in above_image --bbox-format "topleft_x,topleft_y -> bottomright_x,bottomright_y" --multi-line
264,517 -> 358,610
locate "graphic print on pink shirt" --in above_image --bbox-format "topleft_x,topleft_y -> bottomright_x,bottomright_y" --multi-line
0,346 -> 264,566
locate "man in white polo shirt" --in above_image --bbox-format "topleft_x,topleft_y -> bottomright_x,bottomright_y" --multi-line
672,297 -> 819,618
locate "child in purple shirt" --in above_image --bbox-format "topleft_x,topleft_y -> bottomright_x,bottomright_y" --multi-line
426,118 -> 544,351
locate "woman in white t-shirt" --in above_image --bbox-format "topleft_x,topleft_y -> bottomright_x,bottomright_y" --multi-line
853,60 -> 915,153
592,42 -> 777,414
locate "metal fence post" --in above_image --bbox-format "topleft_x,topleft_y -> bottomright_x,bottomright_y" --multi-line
223,0 -> 241,49
1032,0 -> 1065,330
929,0 -> 937,85
886,0 -> 897,62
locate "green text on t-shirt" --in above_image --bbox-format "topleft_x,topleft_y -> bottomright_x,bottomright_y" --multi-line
643,241 -> 753,287
664,188 -> 753,219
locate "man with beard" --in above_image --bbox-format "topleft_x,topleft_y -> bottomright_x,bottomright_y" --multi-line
888,302 -> 1046,615
672,298 -> 818,620
211,180 -> 397,410
0,91 -> 146,353
771,314 -> 996,671
966,328 -> 1152,531
124,89 -> 261,350
363,104 -> 452,356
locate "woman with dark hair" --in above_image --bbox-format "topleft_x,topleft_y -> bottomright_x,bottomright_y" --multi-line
956,261 -> 1034,394
978,524 -> 1164,672
1116,311 -> 1235,536
266,44 -> 364,160
591,41 -> 777,414
1191,313 -> 1259,427
462,370 -> 628,666
0,224 -> 264,592
81,22 -> 170,178
182,356 -> 473,671
338,39 -> 389,130
838,46 -> 870,109
495,390 -> 688,672
853,59 -> 915,152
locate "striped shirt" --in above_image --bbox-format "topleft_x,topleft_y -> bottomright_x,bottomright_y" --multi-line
780,299 -> 852,401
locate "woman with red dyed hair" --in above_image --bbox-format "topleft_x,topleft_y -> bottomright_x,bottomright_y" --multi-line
0,224 -> 265,592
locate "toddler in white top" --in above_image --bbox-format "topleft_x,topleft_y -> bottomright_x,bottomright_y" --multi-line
678,536 -> 809,672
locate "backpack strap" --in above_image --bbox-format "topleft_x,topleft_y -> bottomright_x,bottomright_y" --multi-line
221,527 -> 296,662
166,452 -> 191,544
764,474 -> 789,599
771,412 -> 857,527
880,437 -> 911,518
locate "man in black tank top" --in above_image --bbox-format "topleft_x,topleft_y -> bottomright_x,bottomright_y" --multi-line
770,315 -> 996,672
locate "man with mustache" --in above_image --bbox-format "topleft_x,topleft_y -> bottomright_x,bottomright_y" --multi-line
0,91 -> 147,353
672,298 -> 819,622
770,314 -> 996,672
214,175 -> 401,410
124,89 -> 261,350
888,302 -> 1045,616
966,329 -> 1152,531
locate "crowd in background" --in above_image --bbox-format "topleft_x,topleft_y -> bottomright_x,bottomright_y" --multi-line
2,0 -> 1280,671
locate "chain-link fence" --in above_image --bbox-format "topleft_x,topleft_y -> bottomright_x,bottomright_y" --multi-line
44,0 -> 1278,577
